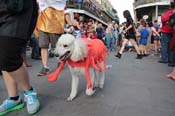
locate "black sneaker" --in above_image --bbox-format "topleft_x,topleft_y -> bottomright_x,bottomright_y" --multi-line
37,67 -> 50,76
168,63 -> 175,67
115,53 -> 122,59
136,54 -> 142,59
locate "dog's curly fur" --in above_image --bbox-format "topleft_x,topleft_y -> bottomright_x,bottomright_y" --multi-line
48,34 -> 108,101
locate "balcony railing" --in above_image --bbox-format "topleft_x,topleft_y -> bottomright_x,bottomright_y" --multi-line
134,0 -> 170,7
66,0 -> 109,23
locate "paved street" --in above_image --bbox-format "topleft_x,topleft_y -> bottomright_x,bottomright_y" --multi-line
0,52 -> 175,116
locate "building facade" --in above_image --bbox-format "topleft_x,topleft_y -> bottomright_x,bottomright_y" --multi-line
66,0 -> 118,25
134,0 -> 171,23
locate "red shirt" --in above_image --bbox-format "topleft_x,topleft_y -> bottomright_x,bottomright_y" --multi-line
161,9 -> 174,33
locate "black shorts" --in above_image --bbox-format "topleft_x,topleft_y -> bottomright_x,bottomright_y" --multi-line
0,37 -> 27,72
125,32 -> 136,40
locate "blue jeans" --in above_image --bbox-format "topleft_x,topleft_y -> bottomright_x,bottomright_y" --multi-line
161,33 -> 172,62
105,33 -> 115,51
169,51 -> 175,64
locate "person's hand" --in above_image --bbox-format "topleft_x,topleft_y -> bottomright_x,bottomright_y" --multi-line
68,25 -> 74,34
122,30 -> 126,34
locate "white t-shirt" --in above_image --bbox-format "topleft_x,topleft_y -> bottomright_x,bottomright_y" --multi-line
37,0 -> 66,12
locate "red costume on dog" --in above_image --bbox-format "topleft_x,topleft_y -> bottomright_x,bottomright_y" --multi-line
48,39 -> 108,89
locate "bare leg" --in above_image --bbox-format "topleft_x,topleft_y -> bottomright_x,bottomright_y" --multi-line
2,63 -> 31,97
21,53 -> 32,67
147,46 -> 150,55
140,49 -> 143,55
2,72 -> 18,97
130,39 -> 140,54
41,48 -> 48,67
115,40 -> 118,48
144,46 -> 148,55
154,40 -> 158,55
119,38 -> 128,54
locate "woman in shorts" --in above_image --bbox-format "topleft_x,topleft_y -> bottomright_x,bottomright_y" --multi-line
115,10 -> 142,59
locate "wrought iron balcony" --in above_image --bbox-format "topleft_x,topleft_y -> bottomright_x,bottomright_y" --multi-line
66,0 -> 109,23
134,0 -> 170,7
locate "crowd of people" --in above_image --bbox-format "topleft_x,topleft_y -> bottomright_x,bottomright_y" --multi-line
0,0 -> 175,116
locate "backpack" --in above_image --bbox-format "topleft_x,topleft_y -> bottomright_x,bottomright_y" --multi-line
168,12 -> 175,27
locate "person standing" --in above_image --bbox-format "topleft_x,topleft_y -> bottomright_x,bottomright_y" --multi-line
115,10 -> 142,59
113,23 -> 120,47
0,0 -> 40,115
159,2 -> 174,63
148,22 -> 161,56
96,23 -> 104,41
166,23 -> 175,79
105,22 -> 115,51
37,0 -> 74,76
138,20 -> 149,56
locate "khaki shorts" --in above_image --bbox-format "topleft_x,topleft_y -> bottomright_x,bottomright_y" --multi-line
39,30 -> 61,48
139,45 -> 146,51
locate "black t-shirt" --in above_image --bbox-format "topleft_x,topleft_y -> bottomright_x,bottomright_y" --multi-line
126,17 -> 135,34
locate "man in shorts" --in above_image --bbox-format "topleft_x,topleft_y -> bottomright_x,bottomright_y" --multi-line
37,0 -> 74,76
0,0 -> 40,115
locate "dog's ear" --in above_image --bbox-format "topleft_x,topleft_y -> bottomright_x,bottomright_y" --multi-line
70,39 -> 88,62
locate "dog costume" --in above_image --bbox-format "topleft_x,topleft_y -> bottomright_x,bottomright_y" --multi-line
48,39 -> 108,89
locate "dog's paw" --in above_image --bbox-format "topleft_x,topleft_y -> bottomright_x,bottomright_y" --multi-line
99,84 -> 104,89
86,88 -> 96,96
67,96 -> 75,102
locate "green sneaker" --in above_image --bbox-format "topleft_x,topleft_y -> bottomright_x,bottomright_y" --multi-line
0,97 -> 24,116
24,89 -> 40,115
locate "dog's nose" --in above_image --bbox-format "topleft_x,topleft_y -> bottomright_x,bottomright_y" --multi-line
55,54 -> 59,57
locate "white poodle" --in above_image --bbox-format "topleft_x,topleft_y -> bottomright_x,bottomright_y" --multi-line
48,34 -> 108,101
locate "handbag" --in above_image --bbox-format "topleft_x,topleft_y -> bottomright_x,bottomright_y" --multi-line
6,0 -> 24,13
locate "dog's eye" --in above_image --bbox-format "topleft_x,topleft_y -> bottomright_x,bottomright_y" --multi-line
63,45 -> 68,47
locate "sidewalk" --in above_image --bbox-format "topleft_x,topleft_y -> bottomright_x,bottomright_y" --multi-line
0,52 -> 175,116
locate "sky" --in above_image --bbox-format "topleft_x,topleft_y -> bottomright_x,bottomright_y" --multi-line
109,0 -> 135,23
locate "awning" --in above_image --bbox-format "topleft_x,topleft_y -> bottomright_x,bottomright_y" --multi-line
135,1 -> 170,9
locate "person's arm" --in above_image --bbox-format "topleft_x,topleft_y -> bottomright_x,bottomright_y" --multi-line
65,13 -> 72,26
161,10 -> 173,23
123,18 -> 134,33
65,13 -> 74,33
75,20 -> 81,30
124,25 -> 132,33
152,27 -> 160,37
